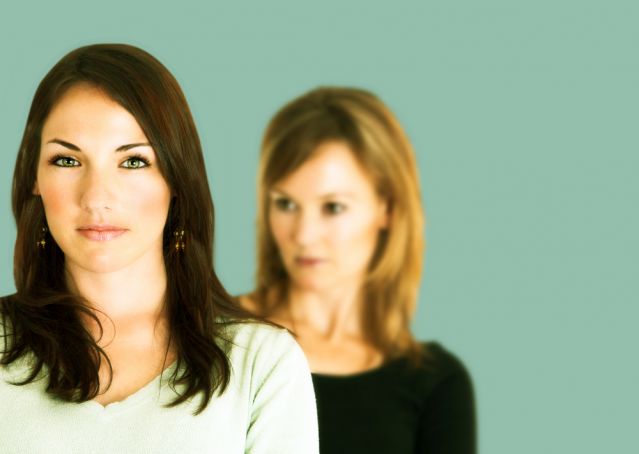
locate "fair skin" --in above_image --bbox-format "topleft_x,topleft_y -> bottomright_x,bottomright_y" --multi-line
34,83 -> 175,406
245,141 -> 388,374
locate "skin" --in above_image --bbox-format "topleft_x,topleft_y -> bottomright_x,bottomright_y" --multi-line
34,83 -> 175,405
261,141 -> 389,374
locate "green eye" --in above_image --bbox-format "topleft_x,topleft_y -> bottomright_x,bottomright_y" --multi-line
274,198 -> 296,212
323,202 -> 346,215
52,156 -> 80,167
121,157 -> 150,169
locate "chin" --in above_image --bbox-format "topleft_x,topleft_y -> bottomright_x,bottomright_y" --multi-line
62,247 -> 141,274
77,254 -> 132,274
60,235 -> 163,275
290,275 -> 335,293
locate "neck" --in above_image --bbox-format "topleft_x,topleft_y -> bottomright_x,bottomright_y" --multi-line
287,280 -> 365,343
65,250 -> 169,343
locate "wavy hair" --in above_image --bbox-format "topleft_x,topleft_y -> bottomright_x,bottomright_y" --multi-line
0,44 -> 247,413
252,87 -> 425,361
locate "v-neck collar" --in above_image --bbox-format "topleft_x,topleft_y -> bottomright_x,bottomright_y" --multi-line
78,360 -> 179,417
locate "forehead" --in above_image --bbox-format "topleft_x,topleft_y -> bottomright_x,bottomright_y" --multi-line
273,141 -> 377,198
41,84 -> 146,141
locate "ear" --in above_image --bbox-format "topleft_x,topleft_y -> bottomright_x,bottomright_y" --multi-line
32,180 -> 40,196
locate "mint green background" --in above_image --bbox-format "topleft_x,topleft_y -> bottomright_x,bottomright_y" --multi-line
1,1 -> 637,452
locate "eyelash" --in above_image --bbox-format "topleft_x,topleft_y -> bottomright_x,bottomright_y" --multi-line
273,198 -> 297,212
323,202 -> 346,215
48,154 -> 80,167
48,154 -> 151,169
122,154 -> 151,169
272,198 -> 346,215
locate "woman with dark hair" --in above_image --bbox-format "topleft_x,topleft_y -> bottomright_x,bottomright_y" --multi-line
0,44 -> 318,453
243,87 -> 476,453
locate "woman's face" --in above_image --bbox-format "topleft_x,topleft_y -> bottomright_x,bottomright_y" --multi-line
268,141 -> 388,292
34,83 -> 172,275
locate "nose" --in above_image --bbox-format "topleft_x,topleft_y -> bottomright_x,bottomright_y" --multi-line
292,209 -> 322,246
79,167 -> 115,214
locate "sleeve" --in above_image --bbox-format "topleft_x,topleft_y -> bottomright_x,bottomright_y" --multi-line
416,352 -> 477,454
245,329 -> 319,454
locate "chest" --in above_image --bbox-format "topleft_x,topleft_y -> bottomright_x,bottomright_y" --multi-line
94,345 -> 176,406
272,317 -> 384,375
0,362 -> 251,454
312,372 -> 424,454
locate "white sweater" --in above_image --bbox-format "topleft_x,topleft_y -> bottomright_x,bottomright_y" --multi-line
0,320 -> 319,454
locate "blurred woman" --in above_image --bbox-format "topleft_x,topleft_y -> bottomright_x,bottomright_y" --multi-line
244,87 -> 475,453
0,44 -> 318,453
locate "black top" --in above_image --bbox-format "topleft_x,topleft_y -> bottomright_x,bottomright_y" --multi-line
311,342 -> 476,454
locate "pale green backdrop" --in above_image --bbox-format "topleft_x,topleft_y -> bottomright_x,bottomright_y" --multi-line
1,1 -> 637,452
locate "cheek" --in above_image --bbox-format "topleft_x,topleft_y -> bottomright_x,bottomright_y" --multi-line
268,213 -> 286,247
268,212 -> 291,252
36,176 -> 81,250
332,214 -> 382,261
37,178 -> 77,226
38,171 -> 172,228
127,177 -> 172,222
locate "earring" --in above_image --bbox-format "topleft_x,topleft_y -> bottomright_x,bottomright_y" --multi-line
37,226 -> 47,249
174,229 -> 185,251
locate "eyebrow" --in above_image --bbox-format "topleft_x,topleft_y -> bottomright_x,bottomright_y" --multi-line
46,139 -> 80,151
45,139 -> 151,152
270,189 -> 354,200
116,143 -> 151,152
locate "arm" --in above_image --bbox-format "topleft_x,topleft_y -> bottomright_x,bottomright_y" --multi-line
245,329 -> 319,454
417,355 -> 477,454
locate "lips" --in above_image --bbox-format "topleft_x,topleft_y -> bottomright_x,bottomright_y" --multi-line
77,225 -> 128,241
295,256 -> 325,266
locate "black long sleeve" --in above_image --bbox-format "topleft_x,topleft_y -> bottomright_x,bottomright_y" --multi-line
416,344 -> 476,453
311,342 -> 476,454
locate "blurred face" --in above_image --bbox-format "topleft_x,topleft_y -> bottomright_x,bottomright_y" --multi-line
269,141 -> 388,292
34,83 -> 172,274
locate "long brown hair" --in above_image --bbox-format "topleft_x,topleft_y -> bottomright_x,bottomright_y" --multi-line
252,87 -> 425,361
0,44 -> 247,413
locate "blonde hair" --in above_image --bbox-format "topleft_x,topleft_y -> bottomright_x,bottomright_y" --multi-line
253,87 -> 425,361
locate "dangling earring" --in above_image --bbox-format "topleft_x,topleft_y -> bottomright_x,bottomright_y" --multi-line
174,229 -> 185,251
37,226 -> 48,249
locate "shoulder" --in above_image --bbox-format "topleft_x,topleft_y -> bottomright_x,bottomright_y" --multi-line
218,322 -> 318,452
421,342 -> 471,377
412,342 -> 476,450
237,294 -> 259,314
403,342 -> 474,398
217,320 -> 307,379
218,319 -> 295,352
216,320 -> 318,429
386,342 -> 472,400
